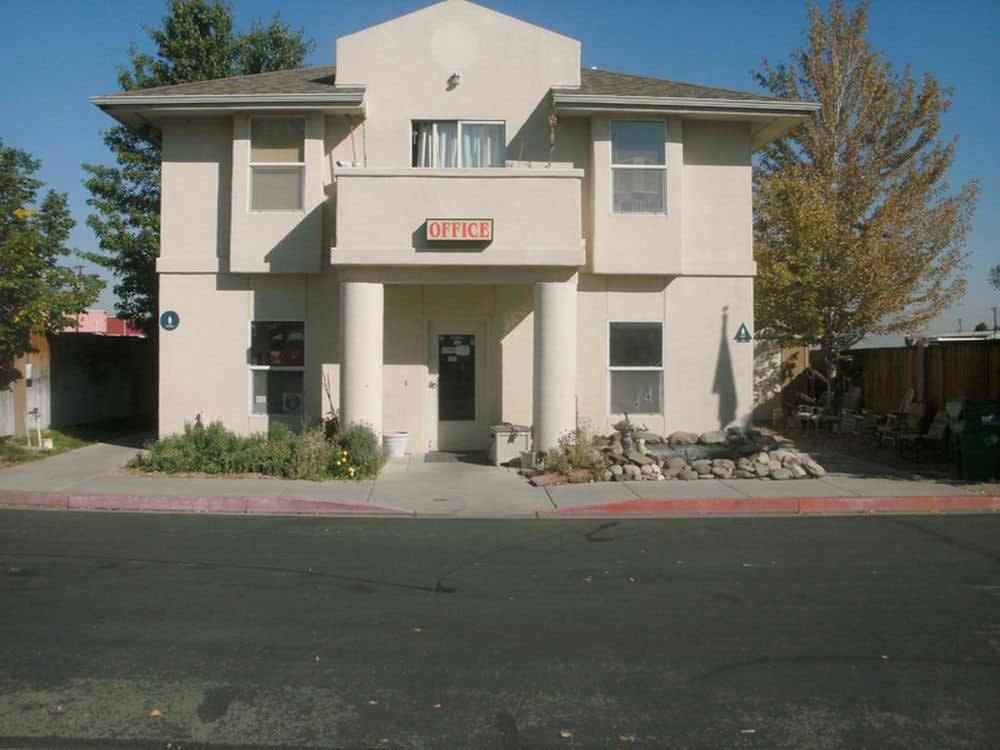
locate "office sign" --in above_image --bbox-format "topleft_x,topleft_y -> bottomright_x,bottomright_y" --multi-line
426,218 -> 493,242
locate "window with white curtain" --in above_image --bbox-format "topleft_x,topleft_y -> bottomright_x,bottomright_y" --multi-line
412,121 -> 505,167
250,118 -> 305,212
611,121 -> 666,214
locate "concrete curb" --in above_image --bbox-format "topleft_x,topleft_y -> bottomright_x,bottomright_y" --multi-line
0,490 -> 413,517
541,496 -> 1000,517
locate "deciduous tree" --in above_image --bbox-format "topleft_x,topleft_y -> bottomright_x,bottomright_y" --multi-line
753,0 -> 979,377
0,141 -> 103,388
83,0 -> 314,332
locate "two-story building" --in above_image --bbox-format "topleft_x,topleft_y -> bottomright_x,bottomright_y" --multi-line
92,0 -> 817,452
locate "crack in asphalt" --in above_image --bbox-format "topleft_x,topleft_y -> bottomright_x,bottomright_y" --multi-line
691,654 -> 1000,683
880,517 -> 1000,564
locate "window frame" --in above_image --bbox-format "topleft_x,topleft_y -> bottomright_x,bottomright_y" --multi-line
410,119 -> 507,168
609,120 -> 668,216
248,319 -> 306,418
607,320 -> 664,417
248,115 -> 306,214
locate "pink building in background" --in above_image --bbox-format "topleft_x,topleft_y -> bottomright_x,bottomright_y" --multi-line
65,310 -> 145,337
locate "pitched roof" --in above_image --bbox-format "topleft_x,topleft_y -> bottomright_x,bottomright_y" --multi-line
95,65 -> 349,99
569,67 -> 794,104
95,64 -> 800,105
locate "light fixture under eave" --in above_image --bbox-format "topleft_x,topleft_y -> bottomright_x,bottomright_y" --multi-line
447,72 -> 461,89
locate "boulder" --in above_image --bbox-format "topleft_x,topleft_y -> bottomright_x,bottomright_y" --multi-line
789,464 -> 807,479
711,466 -> 733,479
609,464 -> 624,478
712,458 -> 736,472
736,457 -> 753,470
753,452 -> 770,465
803,459 -> 827,478
691,459 -> 713,475
679,469 -> 699,481
628,450 -> 655,466
650,463 -> 662,474
698,431 -> 728,445
664,456 -> 688,471
636,430 -> 664,444
754,462 -> 770,478
770,467 -> 792,480
667,431 -> 699,446
640,463 -> 654,476
768,460 -> 782,473
624,464 -> 643,481
698,474 -> 714,479
782,454 -> 803,468
602,470 -> 614,482
734,469 -> 756,479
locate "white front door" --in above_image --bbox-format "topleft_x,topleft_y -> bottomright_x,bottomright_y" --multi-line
427,321 -> 487,451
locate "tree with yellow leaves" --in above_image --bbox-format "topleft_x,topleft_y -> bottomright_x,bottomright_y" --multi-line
0,140 -> 103,389
753,0 -> 979,378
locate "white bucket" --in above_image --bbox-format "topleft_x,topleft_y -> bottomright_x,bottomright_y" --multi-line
382,431 -> 409,459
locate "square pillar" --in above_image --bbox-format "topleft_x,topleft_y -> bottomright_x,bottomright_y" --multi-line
533,274 -> 578,450
340,280 -> 383,436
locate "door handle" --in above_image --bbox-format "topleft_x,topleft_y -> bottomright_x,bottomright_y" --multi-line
429,381 -> 438,389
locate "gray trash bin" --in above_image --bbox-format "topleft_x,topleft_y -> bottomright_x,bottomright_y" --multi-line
489,424 -> 532,466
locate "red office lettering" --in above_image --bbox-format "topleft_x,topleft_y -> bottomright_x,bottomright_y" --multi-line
480,221 -> 491,239
429,221 -> 440,238
468,222 -> 479,238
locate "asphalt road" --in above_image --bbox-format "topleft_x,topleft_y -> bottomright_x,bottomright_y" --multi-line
1,511 -> 999,749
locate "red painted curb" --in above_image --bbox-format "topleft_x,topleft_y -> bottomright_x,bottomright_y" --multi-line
0,490 -> 411,517
543,495 -> 1000,516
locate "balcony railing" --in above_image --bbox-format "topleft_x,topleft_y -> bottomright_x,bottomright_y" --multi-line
331,167 -> 584,268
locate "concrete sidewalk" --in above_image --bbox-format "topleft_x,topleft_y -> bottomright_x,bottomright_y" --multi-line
0,439 -> 995,518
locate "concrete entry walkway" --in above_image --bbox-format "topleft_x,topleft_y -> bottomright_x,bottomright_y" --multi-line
0,438 -> 994,518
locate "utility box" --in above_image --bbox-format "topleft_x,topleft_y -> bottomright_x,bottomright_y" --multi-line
489,424 -> 532,467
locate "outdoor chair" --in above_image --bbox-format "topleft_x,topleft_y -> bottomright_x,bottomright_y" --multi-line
796,391 -> 834,431
819,386 -> 862,433
897,410 -> 949,461
877,401 -> 925,449
864,387 -> 915,444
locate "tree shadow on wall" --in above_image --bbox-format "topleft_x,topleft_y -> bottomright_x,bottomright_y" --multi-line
713,306 -> 738,429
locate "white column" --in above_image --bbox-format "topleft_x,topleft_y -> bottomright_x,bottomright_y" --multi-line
532,275 -> 578,451
340,280 -> 383,436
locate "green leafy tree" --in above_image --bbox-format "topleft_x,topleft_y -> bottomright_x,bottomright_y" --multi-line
990,265 -> 1000,291
83,0 -> 314,332
0,141 -> 104,388
753,0 -> 980,377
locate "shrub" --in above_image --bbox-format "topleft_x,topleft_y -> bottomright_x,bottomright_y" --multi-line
543,422 -> 609,479
329,422 -> 383,479
133,417 -> 381,481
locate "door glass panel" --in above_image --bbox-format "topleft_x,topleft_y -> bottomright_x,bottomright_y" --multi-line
438,334 -> 475,421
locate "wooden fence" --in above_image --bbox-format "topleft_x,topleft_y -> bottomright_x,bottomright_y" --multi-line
832,341 -> 1000,414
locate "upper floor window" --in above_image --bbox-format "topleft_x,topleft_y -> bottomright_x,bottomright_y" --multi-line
611,121 -> 666,214
412,121 -> 505,168
250,118 -> 304,212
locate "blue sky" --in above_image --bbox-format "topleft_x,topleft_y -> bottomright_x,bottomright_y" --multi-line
2,0 -> 997,341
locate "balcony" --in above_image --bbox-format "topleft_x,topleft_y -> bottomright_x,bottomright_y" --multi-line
331,167 -> 585,268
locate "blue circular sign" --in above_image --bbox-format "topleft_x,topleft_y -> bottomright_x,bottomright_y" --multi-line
160,310 -> 180,331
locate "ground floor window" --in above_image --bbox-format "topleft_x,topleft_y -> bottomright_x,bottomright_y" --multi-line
609,321 -> 662,415
249,321 -> 304,416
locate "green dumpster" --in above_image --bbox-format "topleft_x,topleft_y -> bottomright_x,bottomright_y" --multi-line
954,399 -> 1000,482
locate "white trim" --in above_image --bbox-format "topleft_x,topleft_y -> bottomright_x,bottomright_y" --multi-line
610,120 -> 667,216
607,320 -> 664,417
552,91 -> 821,114
91,91 -> 365,107
337,167 -> 582,179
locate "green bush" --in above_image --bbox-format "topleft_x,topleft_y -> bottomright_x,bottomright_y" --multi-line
133,417 -> 382,481
543,422 -> 609,480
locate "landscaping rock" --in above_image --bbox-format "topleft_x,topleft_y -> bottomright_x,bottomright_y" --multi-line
754,462 -> 770,478
668,431 -> 699,445
789,464 -> 808,479
711,466 -> 733,479
664,456 -> 688,471
679,469 -> 699,481
636,430 -> 664,443
803,459 -> 827,477
624,464 -> 642,481
691,459 -> 713,475
698,431 -> 728,445
712,458 -> 736,472
529,472 -> 566,487
770,467 -> 792,480
768,460 -> 782,473
782,454 -> 803,468
698,474 -> 714,480
602,470 -> 614,482
736,457 -> 753,470
734,469 -> 756,479
640,463 -> 654,476
628,450 -> 655,466
609,464 -> 624,478
753,452 -> 770,465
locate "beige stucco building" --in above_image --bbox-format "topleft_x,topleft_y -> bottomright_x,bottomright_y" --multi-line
93,0 -> 817,452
